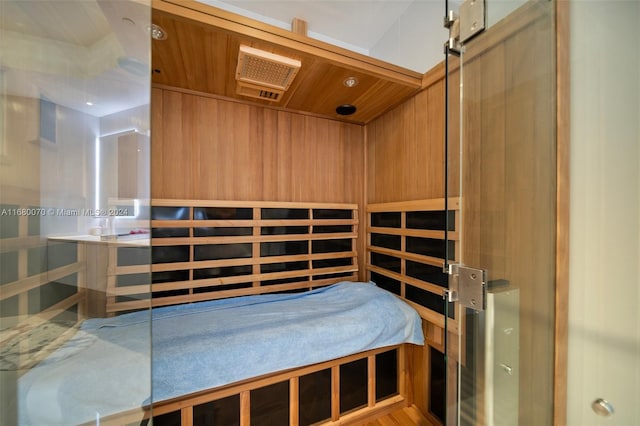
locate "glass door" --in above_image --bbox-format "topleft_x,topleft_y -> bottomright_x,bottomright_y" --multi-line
0,1 -> 152,424
444,1 -> 557,425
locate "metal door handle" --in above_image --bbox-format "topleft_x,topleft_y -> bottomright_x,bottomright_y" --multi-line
498,363 -> 513,375
591,398 -> 614,417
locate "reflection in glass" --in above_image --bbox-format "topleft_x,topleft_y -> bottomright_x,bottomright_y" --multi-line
0,1 -> 151,424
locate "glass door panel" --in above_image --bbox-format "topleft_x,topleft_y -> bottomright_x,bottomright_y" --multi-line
0,1 -> 152,424
444,1 -> 557,424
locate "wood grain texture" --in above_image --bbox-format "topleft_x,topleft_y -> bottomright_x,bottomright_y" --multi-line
405,332 -> 429,417
554,1 -> 570,425
446,58 -> 461,200
151,1 -> 421,124
364,405 -> 436,426
366,77 -> 446,204
152,87 -> 365,204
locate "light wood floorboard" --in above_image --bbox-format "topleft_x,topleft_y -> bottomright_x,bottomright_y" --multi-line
363,405 -> 438,426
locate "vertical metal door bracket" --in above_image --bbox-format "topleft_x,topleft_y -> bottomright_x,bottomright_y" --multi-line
448,264 -> 487,311
459,0 -> 486,44
444,0 -> 485,54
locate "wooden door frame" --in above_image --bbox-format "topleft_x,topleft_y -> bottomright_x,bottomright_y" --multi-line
554,1 -> 570,425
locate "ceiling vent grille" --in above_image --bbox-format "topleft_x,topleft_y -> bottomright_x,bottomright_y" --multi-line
235,45 -> 301,101
236,81 -> 282,101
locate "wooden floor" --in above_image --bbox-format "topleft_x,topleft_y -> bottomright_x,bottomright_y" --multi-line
363,405 -> 439,426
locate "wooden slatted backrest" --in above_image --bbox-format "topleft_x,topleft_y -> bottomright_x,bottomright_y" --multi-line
365,198 -> 460,332
107,199 -> 359,315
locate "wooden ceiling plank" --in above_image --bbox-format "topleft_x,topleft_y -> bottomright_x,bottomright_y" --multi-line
153,0 -> 422,86
151,0 -> 424,123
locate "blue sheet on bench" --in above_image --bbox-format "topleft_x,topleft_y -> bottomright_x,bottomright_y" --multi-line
18,281 -> 424,425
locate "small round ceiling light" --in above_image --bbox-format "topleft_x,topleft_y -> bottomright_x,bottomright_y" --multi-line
149,23 -> 167,41
336,104 -> 357,116
343,77 -> 358,88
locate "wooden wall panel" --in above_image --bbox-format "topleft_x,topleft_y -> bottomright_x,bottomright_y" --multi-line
366,77 -> 446,204
151,87 -> 366,276
554,2 -> 570,424
274,111 -> 293,201
153,89 -> 193,199
446,60 -> 461,200
151,87 -> 164,199
152,87 -> 364,204
427,82 -> 445,198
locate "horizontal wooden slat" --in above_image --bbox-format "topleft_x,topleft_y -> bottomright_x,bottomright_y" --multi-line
366,265 -> 446,297
151,232 -> 356,246
367,198 -> 459,213
368,245 -> 444,269
152,218 -> 357,228
368,226 -> 459,241
114,252 -> 356,278
110,263 -> 151,276
107,274 -> 358,313
0,236 -> 45,253
0,290 -> 86,346
148,251 -> 357,273
152,199 -> 357,210
0,262 -> 85,301
113,265 -> 358,296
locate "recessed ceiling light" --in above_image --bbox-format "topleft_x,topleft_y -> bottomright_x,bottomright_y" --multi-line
86,101 -> 94,106
149,24 -> 167,41
343,77 -> 359,88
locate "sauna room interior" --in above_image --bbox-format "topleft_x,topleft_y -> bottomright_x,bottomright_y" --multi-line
1,0 -> 639,425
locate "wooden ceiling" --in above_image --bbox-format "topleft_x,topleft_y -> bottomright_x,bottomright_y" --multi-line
151,0 -> 424,124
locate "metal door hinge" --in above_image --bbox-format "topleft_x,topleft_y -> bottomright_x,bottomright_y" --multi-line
444,0 -> 485,55
444,10 -> 461,56
459,0 -> 485,44
447,264 -> 487,311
